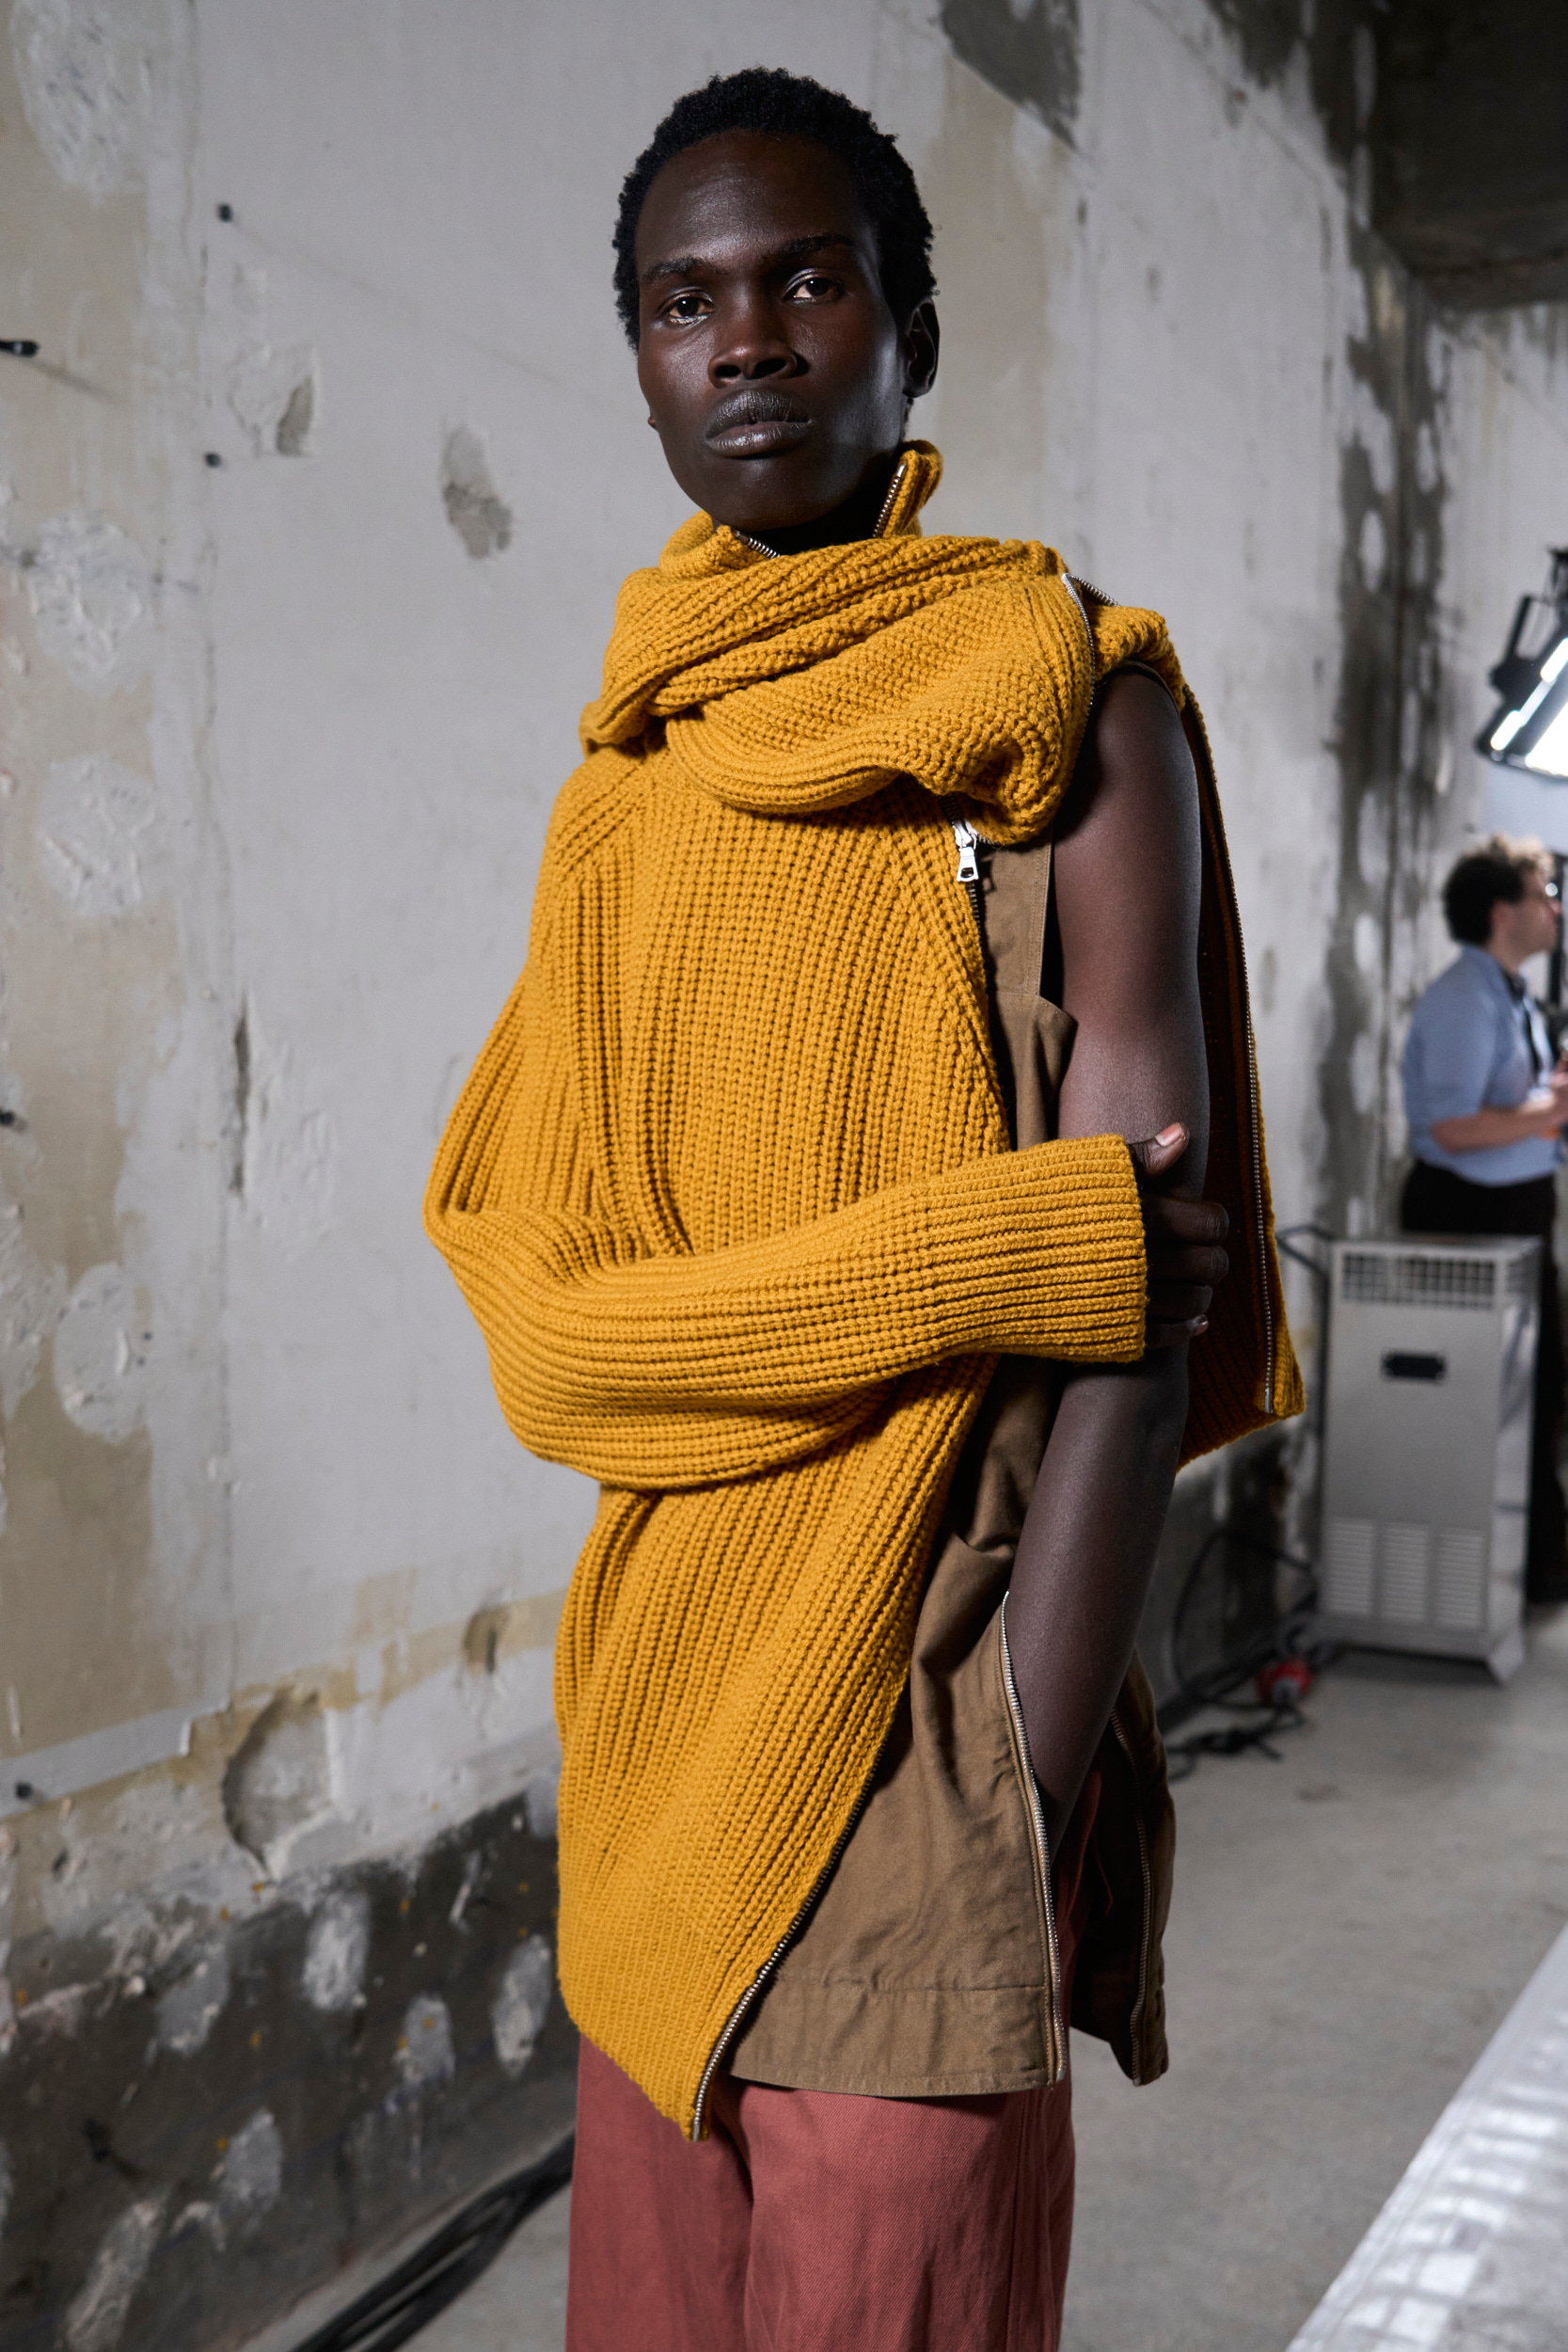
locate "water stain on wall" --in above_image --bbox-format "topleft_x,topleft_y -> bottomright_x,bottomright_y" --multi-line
440,425 -> 514,560
939,0 -> 1081,147
0,1797 -> 572,2351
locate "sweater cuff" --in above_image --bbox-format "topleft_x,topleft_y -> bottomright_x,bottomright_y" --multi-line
924,1137 -> 1147,1362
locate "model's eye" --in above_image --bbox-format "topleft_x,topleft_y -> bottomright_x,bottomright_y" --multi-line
785,273 -> 842,303
660,290 -> 711,325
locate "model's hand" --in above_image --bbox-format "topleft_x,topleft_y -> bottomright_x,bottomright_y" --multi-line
1129,1123 -> 1229,1345
1545,1070 -> 1568,1129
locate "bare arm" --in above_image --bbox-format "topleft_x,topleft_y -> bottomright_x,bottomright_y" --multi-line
1006,671 -> 1219,1852
1431,1078 -> 1568,1153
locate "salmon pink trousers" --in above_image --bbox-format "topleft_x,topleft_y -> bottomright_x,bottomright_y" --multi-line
565,1788 -> 1098,2351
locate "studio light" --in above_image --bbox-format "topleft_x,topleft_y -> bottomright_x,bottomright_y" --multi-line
1478,548 -> 1568,781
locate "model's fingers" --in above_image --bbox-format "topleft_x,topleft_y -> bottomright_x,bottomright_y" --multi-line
1148,1243 -> 1230,1289
1146,1314 -> 1211,1350
1127,1123 -> 1188,1183
1148,1283 -> 1214,1326
1145,1196 -> 1230,1246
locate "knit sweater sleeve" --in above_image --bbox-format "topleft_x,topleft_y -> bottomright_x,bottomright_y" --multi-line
426,936 -> 1147,1491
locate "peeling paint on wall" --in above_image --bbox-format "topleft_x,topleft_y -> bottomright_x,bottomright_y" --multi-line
37,755 -> 161,922
0,1181 -> 65,1419
303,1887 -> 370,2013
222,1693 -> 334,1875
214,2106 -> 283,2229
24,514 -> 152,691
440,426 -> 513,560
396,1993 -> 456,2091
155,1939 -> 230,2056
53,1263 -> 152,1442
62,2191 -> 170,2352
0,1788 -> 571,2344
9,0 -> 159,199
230,1003 -> 339,1251
229,342 -> 319,458
492,1931 -> 552,2076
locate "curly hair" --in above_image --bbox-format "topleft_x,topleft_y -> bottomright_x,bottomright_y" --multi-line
1442,834 -> 1552,946
612,67 -> 935,347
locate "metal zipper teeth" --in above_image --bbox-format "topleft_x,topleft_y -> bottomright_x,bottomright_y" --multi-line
736,454 -> 909,564
1244,1001 -> 1275,1410
999,1602 -> 1067,2085
871,453 -> 909,538
952,815 -> 986,930
689,1774 -> 878,2142
1108,1708 -> 1153,2087
696,446 -> 949,2137
1060,573 -> 1099,699
1219,837 -> 1275,1409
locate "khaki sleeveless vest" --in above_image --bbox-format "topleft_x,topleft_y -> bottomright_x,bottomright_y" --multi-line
731,809 -> 1177,2099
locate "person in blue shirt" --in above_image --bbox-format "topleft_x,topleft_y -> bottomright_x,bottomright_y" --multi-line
1402,837 -> 1568,1599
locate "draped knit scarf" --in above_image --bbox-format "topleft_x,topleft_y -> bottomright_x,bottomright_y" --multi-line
426,443 -> 1300,2134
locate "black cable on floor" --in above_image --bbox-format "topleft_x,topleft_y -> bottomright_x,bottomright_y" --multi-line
1164,1692 -> 1307,1783
1164,1524 -> 1319,1718
291,2134 -> 574,2352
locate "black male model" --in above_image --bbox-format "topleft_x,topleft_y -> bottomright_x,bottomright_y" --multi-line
428,66 -> 1299,2351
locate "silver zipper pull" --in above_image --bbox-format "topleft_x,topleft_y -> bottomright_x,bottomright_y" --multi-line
952,818 -> 980,885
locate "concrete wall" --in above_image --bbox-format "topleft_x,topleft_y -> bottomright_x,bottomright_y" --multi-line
1,0 -> 1565,2343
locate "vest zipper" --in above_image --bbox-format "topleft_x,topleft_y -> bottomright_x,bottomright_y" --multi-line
1108,1707 -> 1153,2087
952,818 -> 985,930
1244,1001 -> 1275,1412
871,453 -> 909,538
689,1770 -> 879,2142
999,1602 -> 1067,2085
736,453 -> 911,564
1196,760 -> 1276,1415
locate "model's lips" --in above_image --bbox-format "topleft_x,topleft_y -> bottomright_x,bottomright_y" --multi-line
705,389 -> 814,457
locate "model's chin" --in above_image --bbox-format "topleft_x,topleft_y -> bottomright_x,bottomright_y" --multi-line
704,460 -> 861,536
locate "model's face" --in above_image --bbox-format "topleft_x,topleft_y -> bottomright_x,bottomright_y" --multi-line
634,131 -> 937,535
1493,869 -> 1561,966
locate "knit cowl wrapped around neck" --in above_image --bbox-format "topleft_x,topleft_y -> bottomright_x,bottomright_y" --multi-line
580,441 -> 1185,837
427,442 -> 1300,2137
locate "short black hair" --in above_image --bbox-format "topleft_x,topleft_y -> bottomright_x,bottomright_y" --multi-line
612,67 -> 935,348
1442,837 -> 1546,945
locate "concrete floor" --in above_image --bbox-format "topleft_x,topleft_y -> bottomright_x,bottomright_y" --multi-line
1061,1607 -> 1568,2350
1289,1914 -> 1568,2351
250,1607 -> 1568,2351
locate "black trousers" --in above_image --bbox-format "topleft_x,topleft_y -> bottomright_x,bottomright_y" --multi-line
1401,1161 -> 1568,1597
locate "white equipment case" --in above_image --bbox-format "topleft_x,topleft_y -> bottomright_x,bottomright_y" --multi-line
1319,1236 -> 1539,1681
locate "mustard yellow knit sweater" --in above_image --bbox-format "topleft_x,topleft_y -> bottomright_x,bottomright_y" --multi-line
427,446 -> 1298,2135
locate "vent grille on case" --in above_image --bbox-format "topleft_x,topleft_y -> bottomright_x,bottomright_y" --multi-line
1325,1518 -> 1376,1615
1380,1523 -> 1430,1621
1434,1529 -> 1486,1629
1340,1252 -> 1496,1311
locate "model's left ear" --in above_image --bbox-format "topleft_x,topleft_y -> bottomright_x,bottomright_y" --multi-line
902,300 -> 940,405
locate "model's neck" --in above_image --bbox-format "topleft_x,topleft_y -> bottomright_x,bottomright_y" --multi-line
736,450 -> 901,557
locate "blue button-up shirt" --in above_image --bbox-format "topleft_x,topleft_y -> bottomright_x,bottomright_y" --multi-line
1402,944 -> 1559,1185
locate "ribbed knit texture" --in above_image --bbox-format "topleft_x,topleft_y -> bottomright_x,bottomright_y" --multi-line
426,444 -> 1291,2134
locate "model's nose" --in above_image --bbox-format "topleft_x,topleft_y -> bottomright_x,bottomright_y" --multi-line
709,297 -> 800,385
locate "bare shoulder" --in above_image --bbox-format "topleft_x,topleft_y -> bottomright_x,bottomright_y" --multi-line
1055,668 -> 1198,851
1052,667 -> 1202,1010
